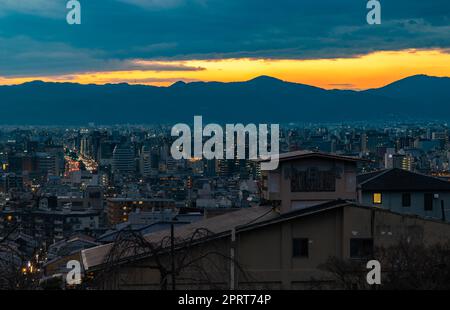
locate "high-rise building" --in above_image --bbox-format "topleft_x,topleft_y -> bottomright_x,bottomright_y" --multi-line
139,146 -> 152,177
361,130 -> 389,153
0,173 -> 23,193
396,136 -> 415,150
203,159 -> 216,177
392,154 -> 412,171
166,156 -> 178,174
36,152 -> 57,176
384,148 -> 396,169
112,144 -> 135,175
385,148 -> 412,171
44,145 -> 65,176
98,141 -> 116,165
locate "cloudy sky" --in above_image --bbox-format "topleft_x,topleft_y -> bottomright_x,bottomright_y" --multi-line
0,0 -> 449,89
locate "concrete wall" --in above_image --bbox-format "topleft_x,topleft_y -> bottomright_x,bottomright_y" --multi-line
343,206 -> 450,248
237,209 -> 343,289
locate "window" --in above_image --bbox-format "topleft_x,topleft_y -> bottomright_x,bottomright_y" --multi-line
373,193 -> 382,204
424,193 -> 433,211
291,167 -> 336,192
402,193 -> 411,207
292,238 -> 309,258
268,172 -> 280,193
350,239 -> 374,259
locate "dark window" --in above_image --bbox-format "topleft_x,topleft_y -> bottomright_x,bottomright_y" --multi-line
89,192 -> 101,198
291,167 -> 336,192
402,193 -> 411,207
424,193 -> 433,211
293,238 -> 309,258
350,239 -> 373,259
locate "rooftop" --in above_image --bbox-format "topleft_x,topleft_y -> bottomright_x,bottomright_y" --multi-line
82,205 -> 277,270
107,198 -> 175,202
258,150 -> 362,164
78,199 -> 450,271
358,168 -> 450,191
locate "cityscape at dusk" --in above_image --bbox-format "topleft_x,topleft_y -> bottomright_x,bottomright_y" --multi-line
0,0 -> 450,298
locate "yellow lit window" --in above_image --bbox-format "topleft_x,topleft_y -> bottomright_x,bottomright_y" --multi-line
373,193 -> 382,204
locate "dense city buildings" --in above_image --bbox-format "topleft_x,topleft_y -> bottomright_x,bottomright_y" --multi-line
1,122 -> 450,289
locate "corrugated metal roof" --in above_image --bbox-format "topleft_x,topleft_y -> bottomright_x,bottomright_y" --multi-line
82,205 -> 277,270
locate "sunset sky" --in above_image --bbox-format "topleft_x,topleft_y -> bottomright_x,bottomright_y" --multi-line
0,0 -> 449,90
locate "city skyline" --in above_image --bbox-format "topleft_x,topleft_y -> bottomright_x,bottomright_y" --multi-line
1,0 -> 450,293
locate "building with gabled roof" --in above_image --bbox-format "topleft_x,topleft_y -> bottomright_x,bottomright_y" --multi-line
77,199 -> 450,290
357,168 -> 450,222
260,151 -> 361,213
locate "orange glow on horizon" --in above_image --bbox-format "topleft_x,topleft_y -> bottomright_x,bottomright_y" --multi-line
1,49 -> 449,90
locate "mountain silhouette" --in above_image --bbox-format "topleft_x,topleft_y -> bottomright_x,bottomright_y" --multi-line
365,75 -> 450,100
0,75 -> 449,125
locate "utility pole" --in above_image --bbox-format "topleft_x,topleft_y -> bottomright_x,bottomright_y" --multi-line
230,228 -> 236,290
171,221 -> 176,290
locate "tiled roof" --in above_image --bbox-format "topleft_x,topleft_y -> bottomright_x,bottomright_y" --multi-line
82,205 -> 278,270
358,168 -> 450,191
278,151 -> 361,162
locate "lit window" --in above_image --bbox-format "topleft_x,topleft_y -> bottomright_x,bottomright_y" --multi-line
373,193 -> 382,204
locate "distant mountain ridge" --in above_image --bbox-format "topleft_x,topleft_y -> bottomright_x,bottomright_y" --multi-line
0,74 -> 449,125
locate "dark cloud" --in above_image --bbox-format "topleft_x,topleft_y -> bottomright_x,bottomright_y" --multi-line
98,77 -> 202,84
0,0 -> 449,76
0,36 -> 205,77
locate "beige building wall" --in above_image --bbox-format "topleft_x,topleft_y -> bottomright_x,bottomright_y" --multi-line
91,206 -> 450,290
262,158 -> 357,213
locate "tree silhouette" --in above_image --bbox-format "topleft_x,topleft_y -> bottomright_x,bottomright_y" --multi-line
90,227 -> 252,290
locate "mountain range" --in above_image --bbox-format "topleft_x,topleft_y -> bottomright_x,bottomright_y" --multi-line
0,74 -> 449,125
